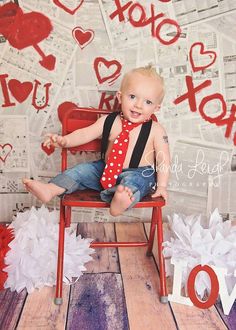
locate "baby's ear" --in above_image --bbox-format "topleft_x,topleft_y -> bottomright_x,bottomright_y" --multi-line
116,91 -> 122,103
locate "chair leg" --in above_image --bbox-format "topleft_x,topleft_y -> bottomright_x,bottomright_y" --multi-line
156,206 -> 168,303
146,208 -> 157,257
54,201 -> 66,305
65,206 -> 71,228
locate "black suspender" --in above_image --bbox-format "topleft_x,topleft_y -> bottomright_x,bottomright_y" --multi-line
101,112 -> 152,168
101,112 -> 119,160
129,120 -> 152,168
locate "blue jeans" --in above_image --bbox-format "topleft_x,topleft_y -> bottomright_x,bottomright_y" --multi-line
50,159 -> 156,209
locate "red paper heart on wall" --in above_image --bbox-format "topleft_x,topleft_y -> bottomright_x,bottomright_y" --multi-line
0,143 -> 13,163
57,101 -> 78,123
72,26 -> 94,49
41,142 -> 55,156
0,3 -> 55,71
190,42 -> 217,72
8,79 -> 33,103
53,0 -> 84,15
0,3 -> 52,49
94,57 -> 122,84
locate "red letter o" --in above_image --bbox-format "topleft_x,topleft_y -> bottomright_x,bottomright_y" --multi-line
199,93 -> 227,124
155,18 -> 181,45
187,265 -> 219,309
128,3 -> 146,27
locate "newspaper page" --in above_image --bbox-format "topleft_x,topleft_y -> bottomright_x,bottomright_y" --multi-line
222,40 -> 236,109
0,115 -> 31,222
98,0 -> 142,49
0,61 -> 60,136
168,139 -> 233,197
155,29 -> 189,120
0,192 -> 32,222
0,116 -> 29,172
204,10 -> 236,44
187,24 -> 221,104
165,190 -> 207,216
199,122 -> 232,146
161,116 -> 202,140
71,1 -> 136,107
207,171 -> 236,220
0,5 -> 77,136
170,0 -> 236,27
156,23 -> 222,122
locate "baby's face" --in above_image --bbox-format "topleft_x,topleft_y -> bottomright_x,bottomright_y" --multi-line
116,72 -> 163,123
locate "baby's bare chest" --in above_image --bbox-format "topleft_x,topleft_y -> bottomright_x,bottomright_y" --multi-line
105,123 -> 155,167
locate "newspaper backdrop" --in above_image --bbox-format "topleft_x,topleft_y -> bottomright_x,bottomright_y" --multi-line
0,0 -> 235,222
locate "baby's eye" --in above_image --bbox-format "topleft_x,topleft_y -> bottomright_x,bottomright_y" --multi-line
146,100 -> 153,105
129,94 -> 135,99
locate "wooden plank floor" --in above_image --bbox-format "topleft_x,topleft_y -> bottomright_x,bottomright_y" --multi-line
0,222 -> 235,330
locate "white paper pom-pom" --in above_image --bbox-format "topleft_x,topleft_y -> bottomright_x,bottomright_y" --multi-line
163,209 -> 236,298
4,205 -> 94,293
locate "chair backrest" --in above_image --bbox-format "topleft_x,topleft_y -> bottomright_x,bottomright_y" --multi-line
61,107 -> 112,170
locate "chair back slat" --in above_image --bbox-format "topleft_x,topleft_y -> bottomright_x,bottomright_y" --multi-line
61,107 -> 112,169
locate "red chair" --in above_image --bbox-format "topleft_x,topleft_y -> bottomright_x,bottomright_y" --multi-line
54,105 -> 168,305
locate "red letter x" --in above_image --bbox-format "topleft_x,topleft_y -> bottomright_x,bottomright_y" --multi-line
110,0 -> 133,22
174,76 -> 212,112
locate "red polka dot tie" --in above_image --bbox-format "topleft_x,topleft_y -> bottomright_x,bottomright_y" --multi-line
100,117 -> 141,189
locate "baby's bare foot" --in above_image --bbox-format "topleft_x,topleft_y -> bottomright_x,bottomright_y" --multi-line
110,185 -> 134,216
22,178 -> 65,203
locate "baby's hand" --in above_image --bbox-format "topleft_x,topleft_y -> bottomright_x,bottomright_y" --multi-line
43,133 -> 67,149
152,186 -> 168,202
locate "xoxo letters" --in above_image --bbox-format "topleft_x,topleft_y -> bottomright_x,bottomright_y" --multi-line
110,0 -> 181,45
174,76 -> 236,145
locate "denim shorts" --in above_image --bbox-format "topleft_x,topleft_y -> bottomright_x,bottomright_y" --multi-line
50,159 -> 156,209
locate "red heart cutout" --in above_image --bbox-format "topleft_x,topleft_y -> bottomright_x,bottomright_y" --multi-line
41,142 -> 55,156
0,3 -> 52,49
94,57 -> 122,85
72,26 -> 94,49
57,101 -> 78,123
0,143 -> 13,163
190,42 -> 217,72
53,0 -> 84,15
8,79 -> 33,103
39,54 -> 56,71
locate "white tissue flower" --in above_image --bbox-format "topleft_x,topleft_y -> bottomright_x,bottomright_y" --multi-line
163,209 -> 236,298
4,205 -> 94,293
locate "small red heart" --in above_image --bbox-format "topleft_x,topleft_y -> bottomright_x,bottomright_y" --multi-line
53,0 -> 84,15
0,143 -> 13,163
72,26 -> 94,49
39,54 -> 56,71
190,42 -> 217,72
94,57 -> 122,85
8,79 -> 33,103
41,142 -> 55,156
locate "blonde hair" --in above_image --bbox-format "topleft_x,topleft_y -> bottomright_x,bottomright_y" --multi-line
120,64 -> 165,103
